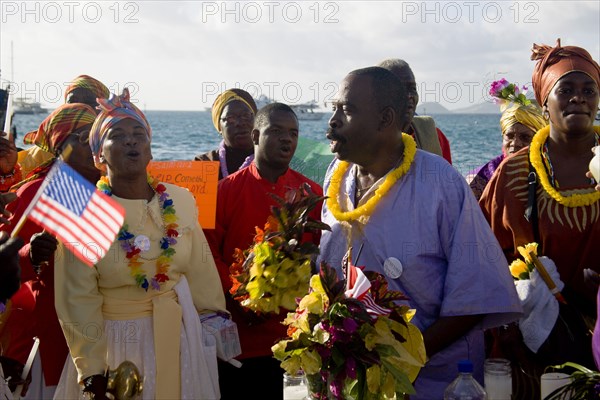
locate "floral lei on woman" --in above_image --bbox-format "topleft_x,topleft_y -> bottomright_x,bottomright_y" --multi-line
97,175 -> 179,291
326,133 -> 417,223
530,125 -> 600,208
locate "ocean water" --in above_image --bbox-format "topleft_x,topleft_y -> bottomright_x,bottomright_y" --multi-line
11,111 -> 503,179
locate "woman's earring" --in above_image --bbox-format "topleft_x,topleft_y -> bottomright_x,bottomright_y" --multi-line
543,109 -> 550,121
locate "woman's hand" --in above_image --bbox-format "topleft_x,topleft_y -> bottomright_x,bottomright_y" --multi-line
82,374 -> 110,400
29,231 -> 58,267
586,171 -> 600,191
0,356 -> 30,394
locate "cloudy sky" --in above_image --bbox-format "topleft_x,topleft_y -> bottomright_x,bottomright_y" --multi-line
1,1 -> 598,111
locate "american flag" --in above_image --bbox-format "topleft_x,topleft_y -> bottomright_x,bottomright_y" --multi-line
25,160 -> 125,266
345,263 -> 392,317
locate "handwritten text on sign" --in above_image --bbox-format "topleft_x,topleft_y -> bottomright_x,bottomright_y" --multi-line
148,161 -> 219,229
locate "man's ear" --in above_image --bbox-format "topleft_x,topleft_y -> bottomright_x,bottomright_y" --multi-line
251,128 -> 260,145
379,106 -> 395,130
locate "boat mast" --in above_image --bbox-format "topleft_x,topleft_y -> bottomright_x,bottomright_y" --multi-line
11,40 -> 14,83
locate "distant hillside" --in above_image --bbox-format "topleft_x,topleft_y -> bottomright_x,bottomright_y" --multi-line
452,101 -> 501,114
416,102 -> 451,115
416,101 -> 502,115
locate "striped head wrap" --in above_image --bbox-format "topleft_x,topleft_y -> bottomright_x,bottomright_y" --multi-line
14,103 -> 97,189
211,89 -> 256,133
89,88 -> 151,169
500,104 -> 547,136
23,103 -> 97,154
531,39 -> 600,106
64,75 -> 110,102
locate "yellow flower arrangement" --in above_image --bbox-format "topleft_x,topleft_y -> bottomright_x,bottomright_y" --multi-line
229,184 -> 329,314
272,261 -> 425,399
529,126 -> 600,208
326,133 -> 417,223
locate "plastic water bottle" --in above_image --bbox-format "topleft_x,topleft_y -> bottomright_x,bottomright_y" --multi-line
444,359 -> 487,400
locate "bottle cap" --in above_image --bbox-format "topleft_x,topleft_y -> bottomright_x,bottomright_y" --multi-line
457,359 -> 473,373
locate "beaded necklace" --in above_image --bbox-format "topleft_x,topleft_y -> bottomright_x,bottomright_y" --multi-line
326,133 -> 417,223
97,175 -> 179,291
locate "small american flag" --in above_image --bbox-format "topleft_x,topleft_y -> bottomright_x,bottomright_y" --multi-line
25,160 -> 125,266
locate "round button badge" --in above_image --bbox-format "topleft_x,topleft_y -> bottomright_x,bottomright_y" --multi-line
383,257 -> 403,279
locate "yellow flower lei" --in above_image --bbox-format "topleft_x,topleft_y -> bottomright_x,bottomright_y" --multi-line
326,133 -> 417,222
529,125 -> 600,208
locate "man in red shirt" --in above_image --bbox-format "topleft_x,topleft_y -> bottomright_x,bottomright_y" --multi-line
204,102 -> 323,400
378,58 -> 453,164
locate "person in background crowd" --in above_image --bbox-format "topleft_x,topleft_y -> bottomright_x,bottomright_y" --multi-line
378,58 -> 453,164
0,131 -> 21,193
195,88 -> 257,180
467,87 -> 547,200
0,103 -> 99,399
18,74 -> 110,179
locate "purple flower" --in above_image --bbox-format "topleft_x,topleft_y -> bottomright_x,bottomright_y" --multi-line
122,241 -> 134,253
329,379 -> 342,399
150,278 -> 161,290
343,318 -> 359,333
490,78 -> 509,96
316,346 -> 331,360
345,357 -> 357,379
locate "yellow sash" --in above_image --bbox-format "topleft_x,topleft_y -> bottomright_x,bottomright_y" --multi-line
103,290 -> 182,400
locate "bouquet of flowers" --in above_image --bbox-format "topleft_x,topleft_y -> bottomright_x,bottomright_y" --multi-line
229,183 -> 329,314
272,251 -> 426,399
489,78 -> 532,112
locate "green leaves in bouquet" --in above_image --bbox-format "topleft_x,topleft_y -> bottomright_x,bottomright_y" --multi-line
544,362 -> 600,400
318,261 -> 347,303
267,182 -> 331,257
364,271 -> 410,322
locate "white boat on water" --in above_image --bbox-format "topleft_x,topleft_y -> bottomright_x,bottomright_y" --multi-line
13,98 -> 47,115
290,101 -> 323,121
205,95 -> 323,121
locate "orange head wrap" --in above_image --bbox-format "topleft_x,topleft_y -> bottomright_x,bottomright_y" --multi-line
531,38 -> 600,106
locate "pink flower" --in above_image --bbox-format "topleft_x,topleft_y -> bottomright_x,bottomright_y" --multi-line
490,78 -> 509,96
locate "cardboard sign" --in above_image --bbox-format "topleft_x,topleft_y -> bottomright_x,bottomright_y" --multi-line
148,161 -> 219,229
